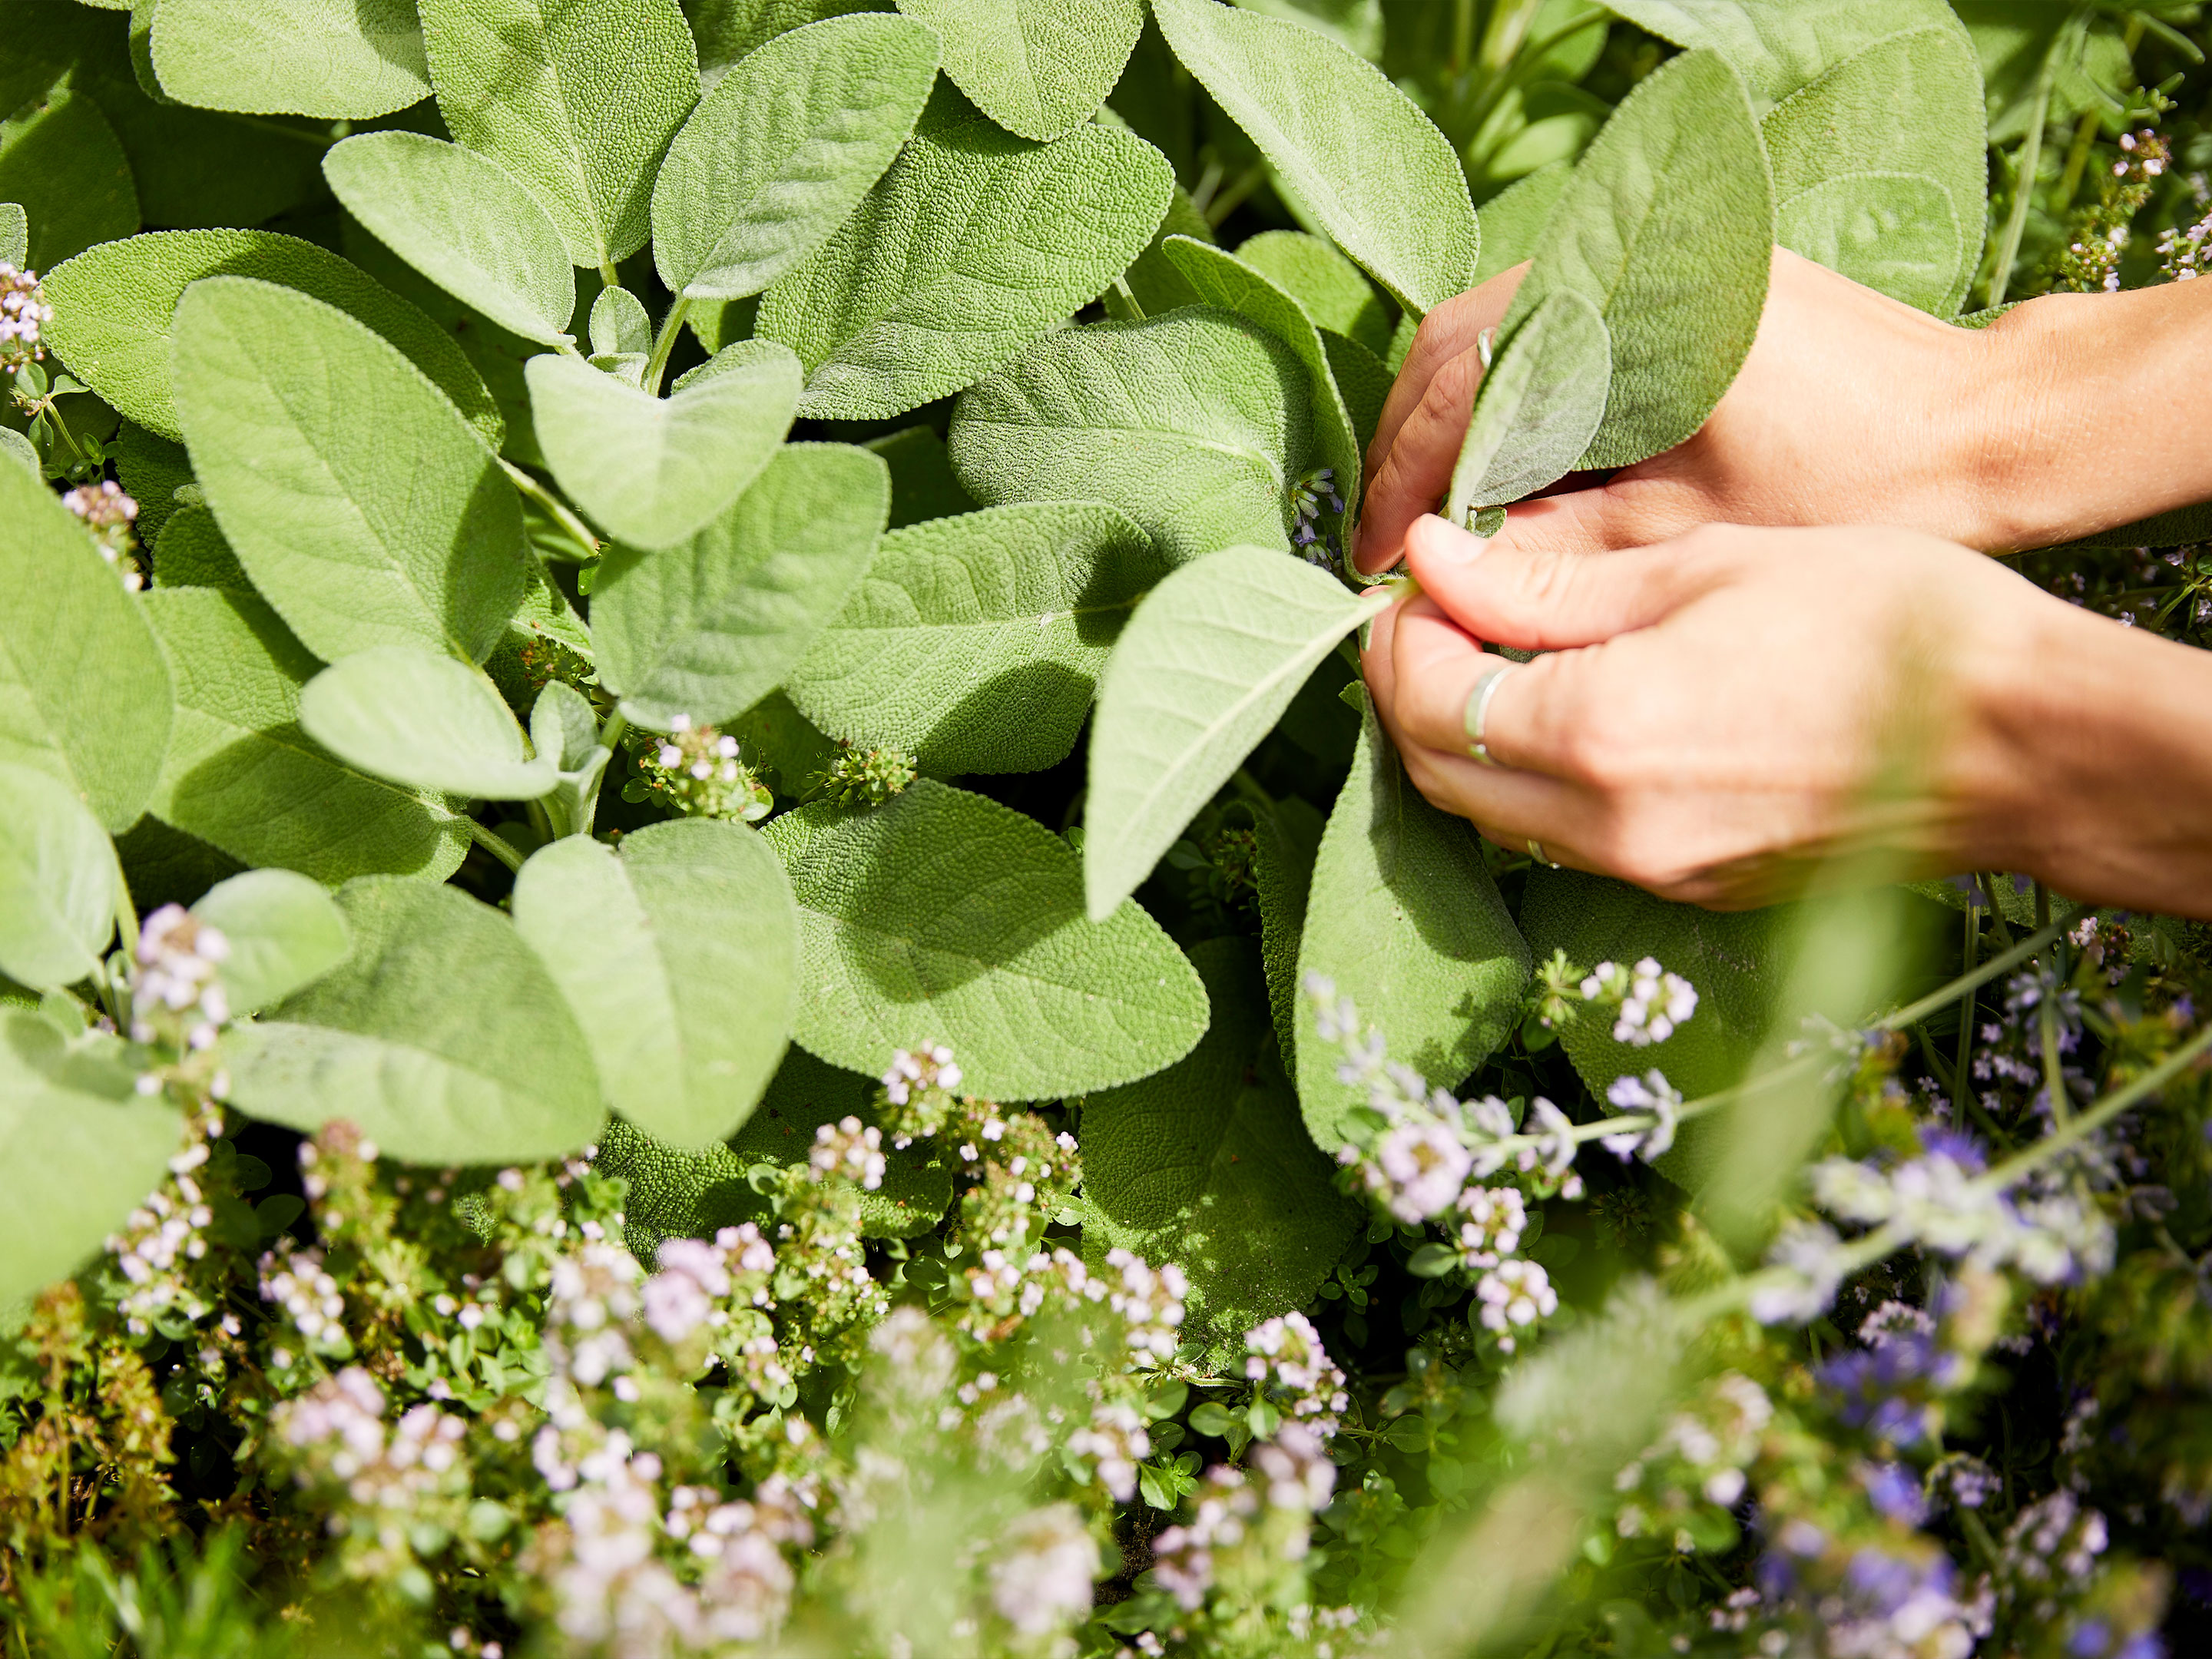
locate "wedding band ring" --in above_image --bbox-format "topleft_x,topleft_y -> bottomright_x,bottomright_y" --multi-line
1463,660 -> 1518,768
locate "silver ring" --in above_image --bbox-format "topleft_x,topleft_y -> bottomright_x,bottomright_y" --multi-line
1462,660 -> 1518,767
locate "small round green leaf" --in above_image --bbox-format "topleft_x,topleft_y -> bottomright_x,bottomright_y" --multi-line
1445,288 -> 1612,522
149,0 -> 432,119
299,647 -> 556,801
187,868 -> 351,1017
894,0 -> 1140,142
0,764 -> 121,993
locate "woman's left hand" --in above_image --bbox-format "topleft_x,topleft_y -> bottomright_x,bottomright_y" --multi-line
1360,515 -> 2065,910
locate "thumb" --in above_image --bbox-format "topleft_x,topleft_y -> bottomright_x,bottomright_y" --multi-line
1402,514 -> 1743,651
1479,474 -> 1714,558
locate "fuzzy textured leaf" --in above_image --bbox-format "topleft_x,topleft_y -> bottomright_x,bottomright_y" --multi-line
1294,695 -> 1530,1151
949,308 -> 1310,566
1776,174 -> 1961,316
763,780 -> 1209,1101
784,502 -> 1169,775
1501,49 -> 1772,472
188,868 -> 351,1017
757,118 -> 1171,419
299,648 -> 556,801
525,343 -> 803,548
149,0 -> 432,118
592,442 -> 889,730
0,1014 -> 180,1308
655,13 -> 937,300
171,276 -> 526,666
0,204 -> 25,268
513,820 -> 799,1148
142,590 -> 472,885
1446,288 -> 1611,522
323,133 -> 578,346
1607,0 -> 1962,109
1469,161 -> 1572,284
0,765 -> 120,994
894,0 -> 1141,141
1232,230 -> 1393,358
419,0 -> 700,270
1084,546 -> 1390,922
225,877 -> 603,1163
0,462 -> 174,832
0,87 -> 137,271
1151,0 -> 1476,315
42,229 -> 502,448
1079,939 -> 1356,1354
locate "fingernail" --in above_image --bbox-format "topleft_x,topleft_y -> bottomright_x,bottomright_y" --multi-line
1420,514 -> 1488,565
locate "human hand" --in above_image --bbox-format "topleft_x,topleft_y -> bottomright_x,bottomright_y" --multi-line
1359,516 -> 2075,911
1353,248 -> 2027,576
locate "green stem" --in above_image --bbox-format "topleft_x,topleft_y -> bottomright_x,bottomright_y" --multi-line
1111,276 -> 1146,321
465,819 -> 525,874
1204,165 -> 1266,228
1953,898 -> 1981,1117
1987,22 -> 2068,308
2057,111 -> 2102,212
1462,11 -> 1607,141
500,460 -> 601,558
216,112 -> 343,148
1986,1021 -> 2212,1190
579,713 -> 628,836
1880,918 -> 2068,1033
598,263 -> 622,293
644,295 -> 695,397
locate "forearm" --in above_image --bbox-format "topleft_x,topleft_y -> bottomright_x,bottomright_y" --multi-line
1963,598 -> 2212,919
1969,277 -> 2212,551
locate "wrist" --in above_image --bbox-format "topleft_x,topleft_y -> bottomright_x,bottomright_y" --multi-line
1945,301 -> 2078,554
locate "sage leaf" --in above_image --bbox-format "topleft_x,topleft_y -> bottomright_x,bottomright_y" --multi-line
529,680 -> 608,836
1078,938 -> 1356,1358
0,87 -> 137,271
42,228 -> 504,449
865,424 -> 979,527
1083,546 -> 1392,922
762,780 -> 1209,1100
225,877 -> 604,1164
1502,48 -> 1772,472
1293,694 -> 1529,1152
893,0 -> 1141,141
0,203 -> 25,268
171,276 -> 527,666
513,819 -> 799,1148
1253,792 -> 1324,1061
1761,25 -> 1987,315
591,287 -> 654,359
299,648 -> 557,801
323,132 -> 578,347
1321,329 -> 1389,453
0,429 -> 35,476
149,504 -> 250,594
592,442 -> 889,730
784,502 -> 1170,775
114,422 -> 193,548
1445,288 -> 1611,522
0,765 -> 121,993
686,0 -> 902,88
1232,229 -> 1394,358
147,0 -> 432,119
1469,160 -> 1572,283
1608,0 -> 1962,110
188,868 -> 349,1017
142,590 -> 472,886
0,462 -> 174,833
0,1014 -> 180,1308
525,343 -> 803,549
419,0 -> 700,270
756,118 -> 1171,419
653,12 -> 939,300
949,307 -> 1311,566
1151,0 -> 1476,316
1161,235 -> 1364,525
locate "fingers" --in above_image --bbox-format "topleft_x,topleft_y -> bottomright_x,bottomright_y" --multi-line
1401,515 -> 1747,651
1353,343 -> 1488,574
1476,473 -> 1718,558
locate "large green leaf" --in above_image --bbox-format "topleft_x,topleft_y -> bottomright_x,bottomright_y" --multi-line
148,0 -> 431,118
1253,791 -> 1323,1063
893,0 -> 1142,141
188,868 -> 350,1017
1469,161 -> 1572,284
654,12 -> 939,300
142,590 -> 472,886
1161,235 -> 1364,525
1760,26 -> 1986,316
592,442 -> 889,730
685,0 -> 899,86
756,118 -> 1171,419
783,502 -> 1168,776
0,1014 -> 178,1308
1500,48 -> 1772,472
1078,938 -> 1356,1356
512,819 -> 799,1148
1445,288 -> 1611,523
42,229 -> 503,449
1233,229 -> 1394,358
762,780 -> 1209,1100
1294,694 -> 1529,1151
0,765 -> 121,994
419,0 -> 700,270
525,343 -> 803,548
1151,0 -> 1477,315
948,307 -> 1310,566
299,648 -> 556,801
0,86 -> 137,271
225,877 -> 604,1164
171,276 -> 526,666
1607,0 -> 1962,109
1084,546 -> 1389,922
0,462 -> 173,833
323,133 -> 578,347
